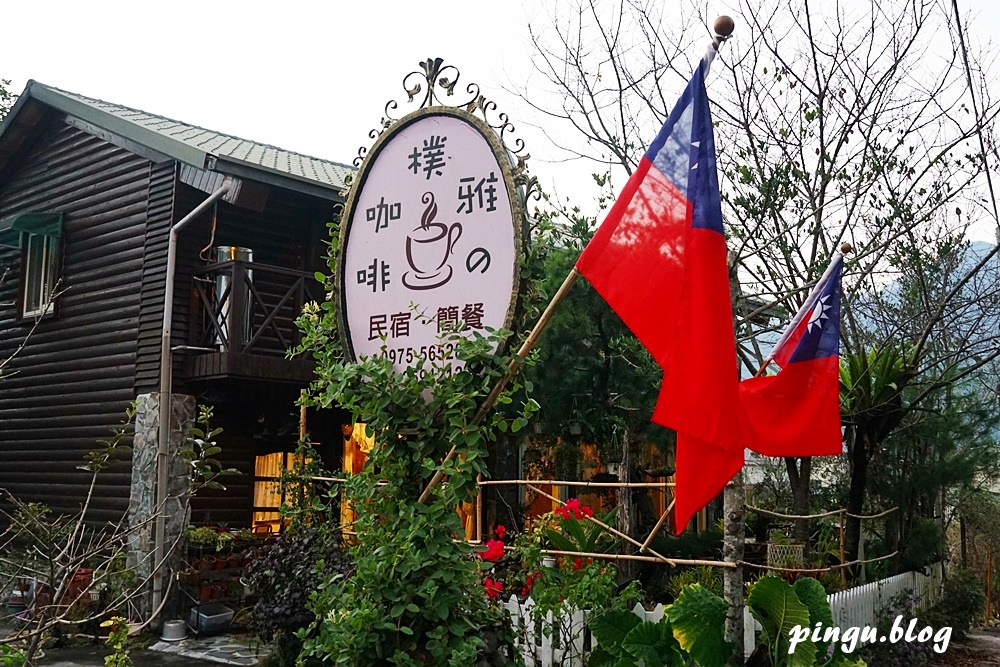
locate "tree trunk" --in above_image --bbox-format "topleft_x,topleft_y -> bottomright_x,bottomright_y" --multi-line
616,432 -> 636,580
785,457 -> 813,551
723,470 -> 745,665
960,516 -> 968,567
845,433 -> 870,575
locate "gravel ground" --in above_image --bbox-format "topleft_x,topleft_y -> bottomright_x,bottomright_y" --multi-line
933,627 -> 1000,666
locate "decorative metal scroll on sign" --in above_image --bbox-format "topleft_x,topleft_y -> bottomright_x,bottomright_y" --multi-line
338,58 -> 534,374
352,57 -> 539,202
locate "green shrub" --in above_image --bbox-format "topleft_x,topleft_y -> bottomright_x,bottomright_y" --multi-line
665,566 -> 723,602
640,527 -> 724,602
923,567 -> 985,639
0,643 -> 25,667
858,590 -> 934,667
244,525 -> 351,644
100,616 -> 132,667
292,322 -> 537,665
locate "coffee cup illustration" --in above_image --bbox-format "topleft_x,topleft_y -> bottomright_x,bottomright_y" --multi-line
403,192 -> 463,290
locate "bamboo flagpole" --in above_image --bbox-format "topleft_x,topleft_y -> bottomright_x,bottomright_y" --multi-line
753,242 -> 853,378
418,269 -> 580,503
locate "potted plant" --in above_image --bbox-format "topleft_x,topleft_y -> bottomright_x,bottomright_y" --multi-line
186,525 -> 234,552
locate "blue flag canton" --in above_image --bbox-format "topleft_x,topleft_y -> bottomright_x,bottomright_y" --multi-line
787,264 -> 842,364
643,61 -> 724,235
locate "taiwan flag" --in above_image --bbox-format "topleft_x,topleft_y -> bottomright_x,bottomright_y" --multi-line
739,253 -> 844,457
575,50 -> 746,533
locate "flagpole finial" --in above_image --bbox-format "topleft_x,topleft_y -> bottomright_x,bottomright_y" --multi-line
840,242 -> 854,254
714,15 -> 736,38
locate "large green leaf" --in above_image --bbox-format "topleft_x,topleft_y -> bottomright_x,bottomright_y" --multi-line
793,577 -> 833,628
793,577 -> 834,656
840,346 -> 908,416
666,584 -> 734,667
544,528 -> 579,553
561,513 -> 589,546
586,645 -> 621,667
590,609 -> 642,648
747,576 -> 816,667
622,619 -> 686,666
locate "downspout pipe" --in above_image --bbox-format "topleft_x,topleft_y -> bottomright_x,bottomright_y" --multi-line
152,177 -> 233,618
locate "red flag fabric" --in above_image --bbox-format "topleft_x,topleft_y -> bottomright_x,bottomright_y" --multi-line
673,432 -> 743,535
575,53 -> 745,533
739,254 -> 844,457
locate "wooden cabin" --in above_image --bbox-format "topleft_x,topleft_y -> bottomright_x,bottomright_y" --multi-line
0,81 -> 351,533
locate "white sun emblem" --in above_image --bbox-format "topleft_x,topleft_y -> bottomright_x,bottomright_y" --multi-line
806,295 -> 831,333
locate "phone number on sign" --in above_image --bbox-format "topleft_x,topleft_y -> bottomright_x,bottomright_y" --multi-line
380,342 -> 458,365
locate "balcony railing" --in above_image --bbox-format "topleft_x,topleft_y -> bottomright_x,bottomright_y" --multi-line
184,260 -> 323,382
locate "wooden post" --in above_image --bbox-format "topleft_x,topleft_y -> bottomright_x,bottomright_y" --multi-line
616,428 -> 636,579
725,226 -> 746,666
986,552 -> 993,619
723,470 -> 745,666
475,473 -> 483,543
839,511 -> 847,589
297,391 -> 308,506
299,390 -> 307,455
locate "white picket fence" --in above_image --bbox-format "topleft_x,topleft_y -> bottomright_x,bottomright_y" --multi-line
826,562 -> 943,630
503,562 -> 944,666
501,597 -> 665,667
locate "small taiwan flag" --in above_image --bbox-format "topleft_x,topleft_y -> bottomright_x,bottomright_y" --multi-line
739,252 -> 844,458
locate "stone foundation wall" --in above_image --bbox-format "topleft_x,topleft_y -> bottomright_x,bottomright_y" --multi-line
128,392 -> 195,619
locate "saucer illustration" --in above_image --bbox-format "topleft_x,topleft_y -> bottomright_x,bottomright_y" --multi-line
403,265 -> 453,290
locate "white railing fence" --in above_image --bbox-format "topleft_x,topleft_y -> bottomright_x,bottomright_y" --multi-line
503,562 -> 944,666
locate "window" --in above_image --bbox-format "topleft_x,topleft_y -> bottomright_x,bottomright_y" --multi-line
0,212 -> 63,319
252,450 -> 311,534
22,231 -> 60,318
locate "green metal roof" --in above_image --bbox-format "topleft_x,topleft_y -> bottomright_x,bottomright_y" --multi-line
3,81 -> 353,200
0,212 -> 62,248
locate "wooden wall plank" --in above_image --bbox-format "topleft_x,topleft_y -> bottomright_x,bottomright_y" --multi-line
0,119 -> 149,524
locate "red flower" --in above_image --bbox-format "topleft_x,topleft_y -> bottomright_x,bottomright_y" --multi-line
572,557 -> 584,571
484,577 -> 504,599
495,524 -> 506,539
520,571 -> 539,596
481,539 -> 505,562
555,498 -> 593,520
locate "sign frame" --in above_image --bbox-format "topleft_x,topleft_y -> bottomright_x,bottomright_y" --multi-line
336,102 -> 528,367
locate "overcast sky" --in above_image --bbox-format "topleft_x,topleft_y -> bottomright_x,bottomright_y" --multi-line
3,1 -> 1000,241
2,1 -> 549,182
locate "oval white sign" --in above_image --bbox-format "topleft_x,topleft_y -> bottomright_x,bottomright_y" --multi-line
339,109 -> 522,372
